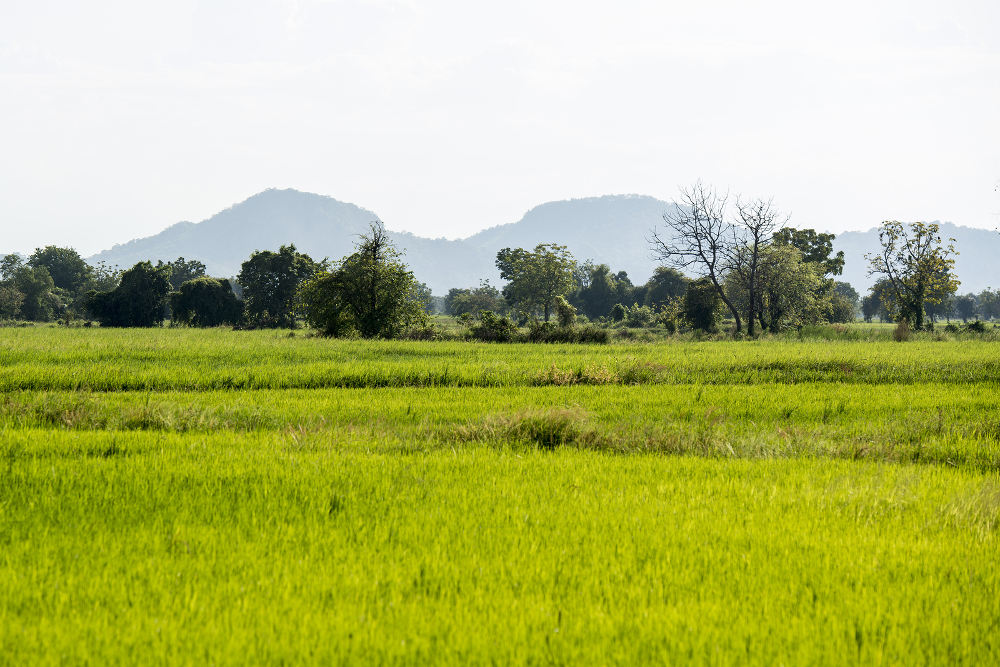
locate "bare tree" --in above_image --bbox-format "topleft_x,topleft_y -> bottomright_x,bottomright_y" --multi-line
726,198 -> 785,336
649,182 -> 743,333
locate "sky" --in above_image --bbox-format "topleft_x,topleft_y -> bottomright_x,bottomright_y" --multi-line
2,0 -> 999,255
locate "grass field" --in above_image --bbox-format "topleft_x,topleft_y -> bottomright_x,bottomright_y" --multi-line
2,327 -> 999,663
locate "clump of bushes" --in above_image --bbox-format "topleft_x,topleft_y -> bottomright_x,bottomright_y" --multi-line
468,310 -> 517,342
892,320 -> 911,342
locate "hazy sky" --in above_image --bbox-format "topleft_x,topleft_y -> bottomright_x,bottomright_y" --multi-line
2,0 -> 998,255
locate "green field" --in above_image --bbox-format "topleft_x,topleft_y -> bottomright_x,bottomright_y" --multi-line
2,327 -> 999,663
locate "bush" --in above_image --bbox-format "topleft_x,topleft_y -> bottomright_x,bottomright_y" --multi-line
555,295 -> 577,327
892,320 -> 911,342
468,311 -> 517,342
944,323 -> 959,333
965,320 -> 987,334
524,321 -> 609,344
610,303 -> 626,322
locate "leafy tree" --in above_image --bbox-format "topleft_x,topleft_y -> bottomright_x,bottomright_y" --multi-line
89,261 -> 123,292
86,261 -> 172,327
170,277 -> 243,327
953,294 -> 978,322
238,244 -> 320,329
14,265 -> 62,321
751,245 -> 826,332
828,295 -> 857,323
0,284 -> 24,319
866,221 -> 959,330
413,282 -> 435,314
496,243 -> 577,322
574,264 -> 619,319
978,289 -> 1000,320
861,294 -> 880,322
299,222 -> 426,338
554,295 -> 577,327
610,303 -> 626,322
643,267 -> 688,309
157,257 -> 208,291
444,281 -> 505,317
28,246 -> 93,297
683,277 -> 721,332
773,228 -> 845,276
0,254 -> 23,281
833,281 -> 860,307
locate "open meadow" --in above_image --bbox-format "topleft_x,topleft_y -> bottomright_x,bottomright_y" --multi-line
2,326 -> 999,663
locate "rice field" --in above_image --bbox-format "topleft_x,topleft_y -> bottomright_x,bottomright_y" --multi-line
1,326 -> 998,663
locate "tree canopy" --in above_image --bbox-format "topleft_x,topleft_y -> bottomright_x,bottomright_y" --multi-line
238,245 -> 320,328
496,243 -> 577,322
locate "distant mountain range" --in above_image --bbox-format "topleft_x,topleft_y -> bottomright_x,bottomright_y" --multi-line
86,188 -> 999,295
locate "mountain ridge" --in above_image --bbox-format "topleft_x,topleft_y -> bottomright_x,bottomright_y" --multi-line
87,188 -> 1000,295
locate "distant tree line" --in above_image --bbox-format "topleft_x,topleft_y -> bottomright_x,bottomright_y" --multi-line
0,191 -> 983,338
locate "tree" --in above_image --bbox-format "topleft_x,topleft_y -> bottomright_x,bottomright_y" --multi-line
496,243 -> 577,321
866,221 -> 959,330
157,257 -> 208,291
86,261 -> 172,327
238,244 -> 320,328
28,246 -> 93,296
978,289 -> 1000,320
683,277 -> 720,332
299,222 -> 426,338
772,228 -> 845,276
833,282 -> 860,307
444,281 -> 505,317
650,182 -> 744,333
748,245 -> 826,332
861,294 -> 880,323
725,197 -> 785,336
643,267 -> 688,309
952,294 -> 977,323
13,265 -> 61,321
574,264 -> 619,319
0,254 -> 23,281
170,277 -> 243,327
412,282 -> 435,314
0,284 -> 24,319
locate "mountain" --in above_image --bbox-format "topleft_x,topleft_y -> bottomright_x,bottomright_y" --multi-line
88,189 -> 678,293
88,188 -> 1000,295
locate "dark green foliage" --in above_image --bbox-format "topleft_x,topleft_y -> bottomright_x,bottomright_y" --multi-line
828,294 -> 857,323
773,228 -> 845,276
0,284 -> 24,319
496,244 -> 576,321
468,311 -> 518,342
524,321 -> 609,343
86,262 -> 172,327
158,257 -> 208,291
445,281 -> 506,317
832,281 -> 859,306
299,223 -> 426,338
14,265 -> 62,321
965,320 -> 987,334
413,282 -> 435,314
28,246 -> 93,296
610,303 -> 626,322
238,245 -> 319,329
171,277 -> 243,327
861,294 -> 880,323
643,267 -> 688,309
954,294 -> 978,322
684,277 -> 720,332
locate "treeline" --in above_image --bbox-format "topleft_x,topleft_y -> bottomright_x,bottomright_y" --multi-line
2,187 -> 989,338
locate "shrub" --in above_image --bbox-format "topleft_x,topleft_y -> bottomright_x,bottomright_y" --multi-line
610,303 -> 626,322
892,320 -> 911,342
468,311 -> 517,342
555,295 -> 577,327
966,320 -> 987,334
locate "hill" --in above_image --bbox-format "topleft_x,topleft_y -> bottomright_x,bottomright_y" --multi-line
88,188 -> 999,295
